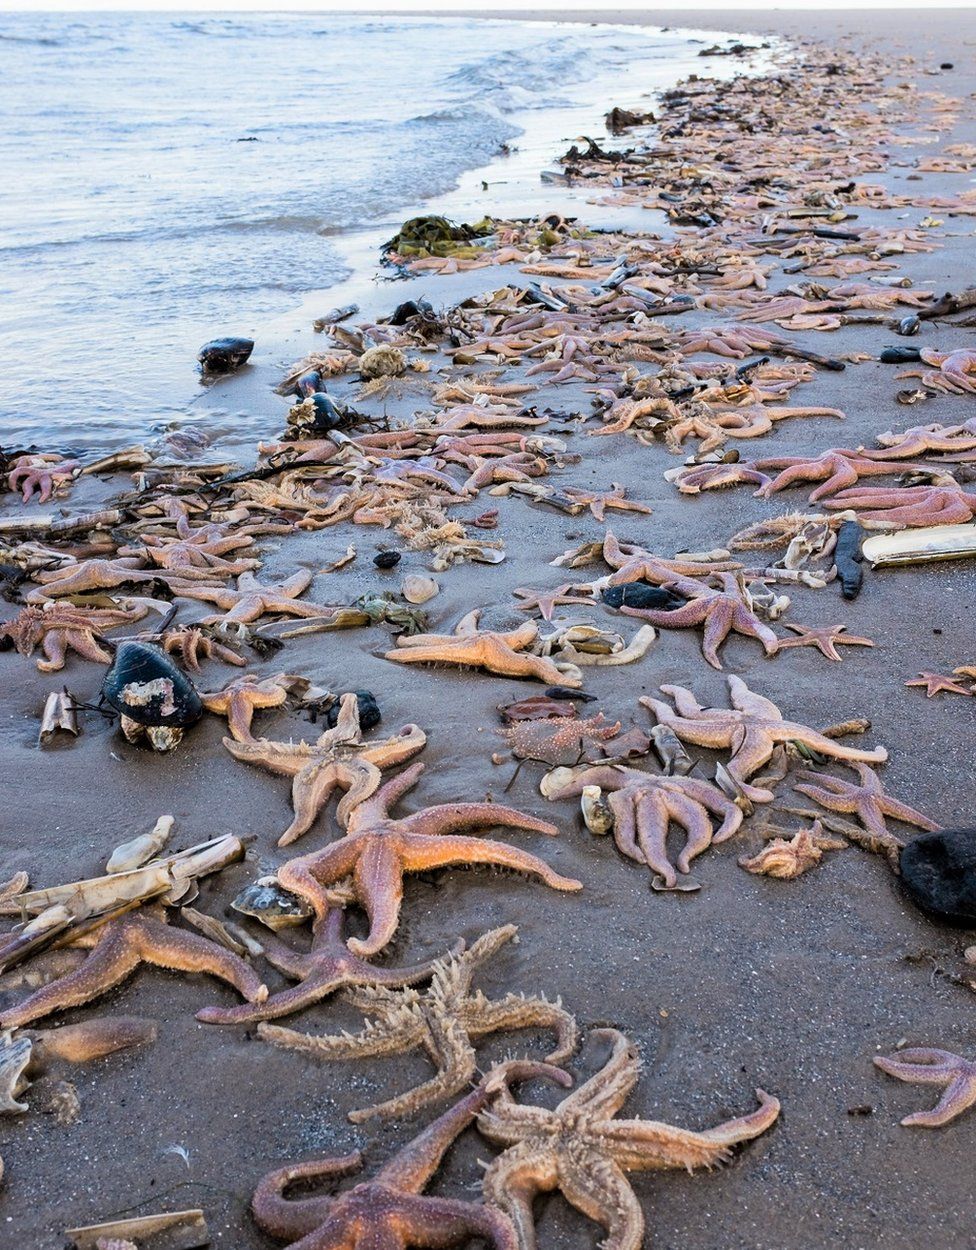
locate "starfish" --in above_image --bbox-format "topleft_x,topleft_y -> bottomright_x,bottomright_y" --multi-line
589,531 -> 740,591
159,624 -> 247,672
619,572 -> 779,670
277,760 -> 582,954
641,676 -> 887,803
753,449 -> 924,503
201,672 -> 303,742
500,714 -> 624,768
259,924 -> 577,1122
738,821 -> 846,879
874,1048 -> 976,1127
824,485 -> 976,527
864,421 -> 976,461
479,1028 -> 780,1250
223,692 -> 427,845
173,570 -> 340,625
774,623 -> 875,662
119,522 -> 260,576
197,905 -> 457,1026
0,603 -> 147,672
0,905 -> 266,1029
512,584 -> 593,622
904,671 -> 973,698
6,453 -> 79,504
561,484 -> 653,523
545,765 -> 742,889
24,558 -> 202,604
250,1065 -> 553,1250
385,610 -> 581,687
794,763 -> 940,846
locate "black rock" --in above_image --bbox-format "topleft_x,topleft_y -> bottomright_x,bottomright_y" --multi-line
900,829 -> 976,925
102,641 -> 203,728
325,690 -> 381,732
602,583 -> 685,611
374,551 -> 401,569
198,337 -> 254,374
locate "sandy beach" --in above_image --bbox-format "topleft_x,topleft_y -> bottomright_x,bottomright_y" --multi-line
2,9 -> 976,1249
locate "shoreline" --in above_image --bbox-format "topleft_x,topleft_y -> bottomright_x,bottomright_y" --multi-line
2,10 -> 976,1249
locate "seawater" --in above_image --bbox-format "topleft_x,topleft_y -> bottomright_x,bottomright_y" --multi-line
0,13 -> 754,448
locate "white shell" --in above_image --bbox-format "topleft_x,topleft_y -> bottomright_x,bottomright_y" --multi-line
402,575 -> 438,605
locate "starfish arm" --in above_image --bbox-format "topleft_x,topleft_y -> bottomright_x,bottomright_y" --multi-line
391,1195 -> 519,1250
602,1087 -> 780,1168
667,779 -> 743,844
332,760 -> 385,830
376,1081 -> 495,1192
559,1152 -> 645,1250
404,803 -> 558,839
223,736 -> 307,778
609,791 -> 645,862
482,1140 -> 556,1250
197,971 -> 342,1025
902,1073 -> 976,1127
349,1014 -> 478,1123
280,761 -> 349,846
700,600 -> 737,669
730,603 -> 780,657
727,729 -> 778,802
349,839 -> 407,957
257,1014 -> 422,1062
135,917 -> 265,1001
665,792 -> 716,874
466,993 -> 578,1064
619,598 -> 711,628
1,930 -> 139,1027
563,1030 -> 641,1118
351,761 -> 425,824
398,834 -> 583,894
251,1152 -> 363,1243
727,677 -> 784,721
874,1049 -> 963,1082
634,791 -> 677,887
780,726 -> 887,767
654,685 -> 709,718
878,794 -> 940,832
37,632 -> 69,672
252,929 -> 318,980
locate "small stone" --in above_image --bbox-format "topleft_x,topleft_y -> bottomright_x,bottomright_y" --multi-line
900,828 -> 976,924
374,551 -> 401,569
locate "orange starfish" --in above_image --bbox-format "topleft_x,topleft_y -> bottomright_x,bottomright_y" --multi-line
385,609 -> 581,687
774,623 -> 875,662
278,760 -> 582,955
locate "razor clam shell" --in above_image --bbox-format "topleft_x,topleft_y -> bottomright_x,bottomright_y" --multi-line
861,523 -> 976,567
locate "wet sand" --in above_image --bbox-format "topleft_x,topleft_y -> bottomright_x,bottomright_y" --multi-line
2,10 -> 976,1250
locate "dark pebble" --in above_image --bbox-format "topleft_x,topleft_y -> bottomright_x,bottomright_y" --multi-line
325,690 -> 381,731
900,828 -> 976,925
602,583 -> 685,611
374,551 -> 401,569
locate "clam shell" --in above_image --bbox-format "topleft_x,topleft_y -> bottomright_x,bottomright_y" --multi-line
401,575 -> 438,605
106,815 -> 174,874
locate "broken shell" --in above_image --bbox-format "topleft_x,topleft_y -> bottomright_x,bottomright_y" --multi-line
0,1033 -> 33,1114
231,878 -> 312,930
106,815 -> 175,875
896,388 -> 928,405
401,575 -> 438,605
580,785 -> 614,835
651,875 -> 701,893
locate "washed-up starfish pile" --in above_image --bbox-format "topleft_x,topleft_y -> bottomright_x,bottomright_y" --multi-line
3,31 -> 975,1249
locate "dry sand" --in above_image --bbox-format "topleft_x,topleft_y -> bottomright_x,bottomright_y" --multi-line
2,9 -> 976,1249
